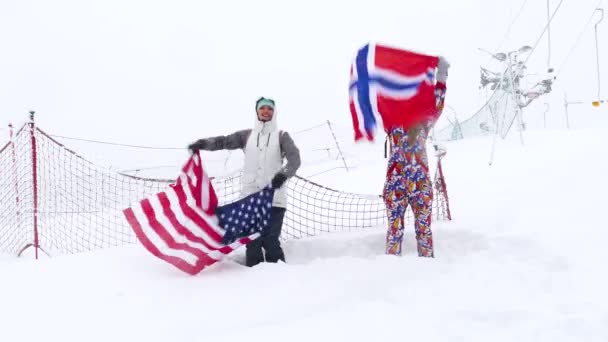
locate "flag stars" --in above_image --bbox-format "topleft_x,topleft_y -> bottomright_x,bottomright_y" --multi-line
218,190 -> 274,245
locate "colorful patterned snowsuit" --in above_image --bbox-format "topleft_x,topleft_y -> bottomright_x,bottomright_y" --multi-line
383,126 -> 434,257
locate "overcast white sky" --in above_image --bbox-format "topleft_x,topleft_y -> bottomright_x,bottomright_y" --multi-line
0,0 -> 605,172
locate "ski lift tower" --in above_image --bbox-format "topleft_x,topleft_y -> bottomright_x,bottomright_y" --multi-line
479,45 -> 555,138
479,45 -> 530,143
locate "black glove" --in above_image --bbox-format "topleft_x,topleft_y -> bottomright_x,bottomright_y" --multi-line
188,140 -> 208,154
271,173 -> 288,189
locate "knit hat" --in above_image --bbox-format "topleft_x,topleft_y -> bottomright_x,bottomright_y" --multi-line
255,97 -> 275,111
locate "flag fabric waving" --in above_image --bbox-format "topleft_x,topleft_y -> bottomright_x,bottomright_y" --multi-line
349,43 -> 441,141
123,152 -> 272,275
216,186 -> 274,245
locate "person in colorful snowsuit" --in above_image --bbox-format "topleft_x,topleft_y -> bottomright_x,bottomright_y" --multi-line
188,97 -> 301,266
383,57 -> 450,258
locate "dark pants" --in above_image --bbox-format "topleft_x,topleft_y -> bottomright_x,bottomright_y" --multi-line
246,206 -> 286,267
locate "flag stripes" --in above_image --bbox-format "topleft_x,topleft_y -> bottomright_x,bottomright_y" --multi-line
123,152 -> 260,275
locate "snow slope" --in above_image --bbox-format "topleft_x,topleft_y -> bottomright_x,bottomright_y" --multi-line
1,123 -> 608,342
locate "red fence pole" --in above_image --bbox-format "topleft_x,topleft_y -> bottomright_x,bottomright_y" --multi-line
436,158 -> 452,221
29,111 -> 39,260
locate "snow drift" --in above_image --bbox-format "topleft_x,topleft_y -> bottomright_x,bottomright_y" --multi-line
1,124 -> 607,342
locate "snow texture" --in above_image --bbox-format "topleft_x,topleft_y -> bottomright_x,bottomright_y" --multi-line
1,124 -> 608,342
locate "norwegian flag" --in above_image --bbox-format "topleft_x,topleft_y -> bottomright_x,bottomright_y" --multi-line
349,43 -> 441,141
123,152 -> 270,275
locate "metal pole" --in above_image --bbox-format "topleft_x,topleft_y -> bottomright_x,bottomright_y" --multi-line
564,93 -> 570,129
594,8 -> 604,100
489,67 -> 509,166
563,93 -> 586,129
545,0 -> 552,131
547,0 -> 552,67
516,106 -> 525,145
488,127 -> 499,166
507,55 -> 525,145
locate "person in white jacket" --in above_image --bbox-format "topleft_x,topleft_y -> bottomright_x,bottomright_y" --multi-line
188,97 -> 301,266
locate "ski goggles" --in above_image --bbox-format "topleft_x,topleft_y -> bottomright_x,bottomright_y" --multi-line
255,97 -> 275,111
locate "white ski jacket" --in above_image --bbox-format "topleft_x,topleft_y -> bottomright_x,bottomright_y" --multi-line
193,111 -> 301,208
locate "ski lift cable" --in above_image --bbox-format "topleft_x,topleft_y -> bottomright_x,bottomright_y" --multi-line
484,0 -> 530,66
49,134 -> 183,150
46,122 -> 335,150
555,0 -> 603,78
522,0 -> 566,66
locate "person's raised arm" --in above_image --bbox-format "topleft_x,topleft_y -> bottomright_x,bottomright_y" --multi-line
188,129 -> 251,153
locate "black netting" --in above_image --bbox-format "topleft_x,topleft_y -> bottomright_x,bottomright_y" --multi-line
434,84 -> 519,142
0,123 -> 450,257
0,124 -> 33,256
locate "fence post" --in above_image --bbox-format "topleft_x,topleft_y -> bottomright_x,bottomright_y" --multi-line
29,111 -> 40,260
433,146 -> 452,221
326,120 -> 349,171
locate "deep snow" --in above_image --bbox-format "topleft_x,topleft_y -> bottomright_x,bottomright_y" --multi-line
1,122 -> 608,342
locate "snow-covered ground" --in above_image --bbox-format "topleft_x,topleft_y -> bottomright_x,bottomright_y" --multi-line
2,122 -> 608,341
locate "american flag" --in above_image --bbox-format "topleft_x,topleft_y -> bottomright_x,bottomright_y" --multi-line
349,43 -> 441,141
123,152 -> 272,275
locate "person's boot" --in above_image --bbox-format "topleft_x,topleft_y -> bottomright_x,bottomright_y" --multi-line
245,239 -> 264,267
264,236 -> 285,263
